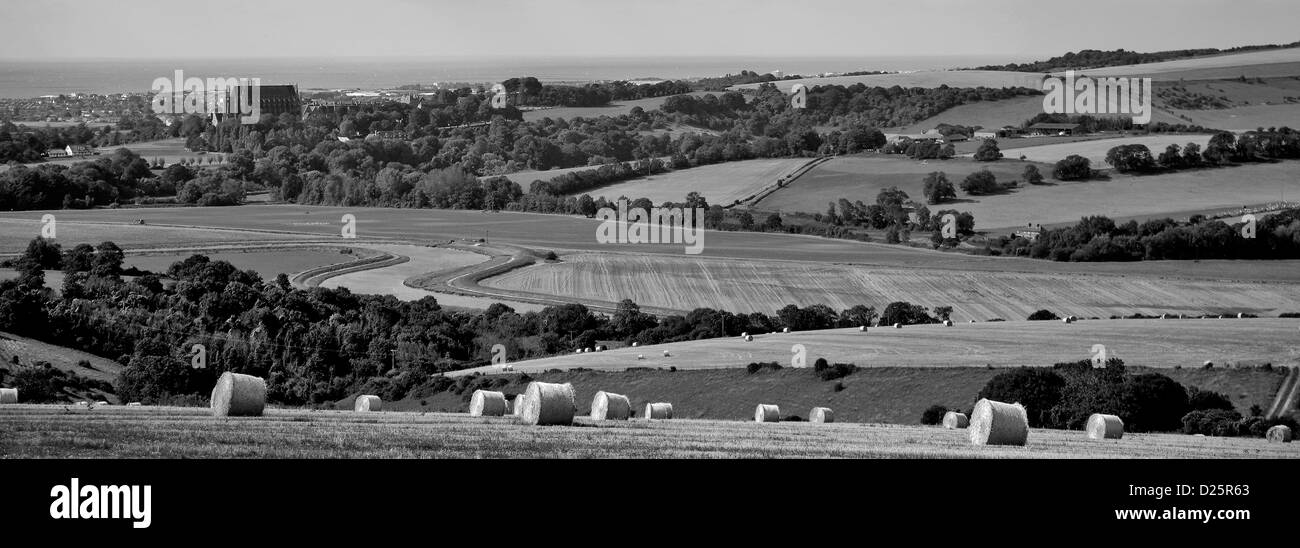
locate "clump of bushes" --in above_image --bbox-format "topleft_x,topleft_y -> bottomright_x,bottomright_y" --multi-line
1181,409 -> 1297,438
1027,309 -> 1059,321
746,361 -> 783,374
813,360 -> 859,381
921,404 -> 949,425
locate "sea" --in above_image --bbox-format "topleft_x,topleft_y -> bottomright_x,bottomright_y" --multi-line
0,55 -> 1036,99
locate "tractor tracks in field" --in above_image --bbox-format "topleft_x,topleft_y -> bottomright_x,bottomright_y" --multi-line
1266,365 -> 1300,419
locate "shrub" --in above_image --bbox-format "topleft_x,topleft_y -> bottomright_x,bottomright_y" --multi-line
1053,154 -> 1093,180
746,361 -> 783,374
1119,373 -> 1189,432
921,404 -> 948,425
1027,309 -> 1059,321
1186,386 -> 1234,412
814,361 -> 859,381
977,367 -> 1066,427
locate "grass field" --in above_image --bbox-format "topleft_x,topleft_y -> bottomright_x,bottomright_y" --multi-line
0,331 -> 123,383
1063,48 -> 1300,80
753,154 -> 1052,213
755,152 -> 1300,230
2,404 -> 1293,458
0,216 -> 328,253
455,319 -> 1300,374
422,365 -> 1287,425
126,247 -> 363,279
575,157 -> 813,205
991,134 -> 1214,164
1166,103 -> 1300,132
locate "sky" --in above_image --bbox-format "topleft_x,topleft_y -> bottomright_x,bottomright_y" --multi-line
2,0 -> 1298,60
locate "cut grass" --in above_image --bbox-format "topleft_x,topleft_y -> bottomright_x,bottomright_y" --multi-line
577,157 -> 814,205
2,404 -> 1293,458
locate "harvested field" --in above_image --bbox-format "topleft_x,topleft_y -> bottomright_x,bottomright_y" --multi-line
482,252 -> 1300,319
1061,49 -> 1300,80
976,134 -> 1214,165
2,404 -> 1294,458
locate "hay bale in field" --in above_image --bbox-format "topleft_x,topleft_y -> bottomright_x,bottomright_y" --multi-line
469,390 -> 508,417
76,401 -> 90,407
645,402 -> 673,419
663,350 -> 671,357
968,399 -> 1029,446
894,323 -> 902,329
637,354 -> 645,360
354,395 -> 382,412
590,391 -> 631,420
210,372 -> 267,417
0,388 -> 17,404
859,326 -> 868,332
127,402 -> 142,407
519,382 -> 576,426
1237,312 -> 1244,319
943,320 -> 954,327
512,393 -> 529,417
1267,425 -> 1292,443
744,335 -> 753,342
632,342 -> 639,347
1086,413 -> 1124,439
782,327 -> 791,333
741,332 -> 749,338
942,411 -> 969,429
754,404 -> 780,423
809,407 -> 834,423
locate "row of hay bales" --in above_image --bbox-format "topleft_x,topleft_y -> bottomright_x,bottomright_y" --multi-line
469,385 -> 675,426
197,374 -> 1297,445
752,404 -> 835,423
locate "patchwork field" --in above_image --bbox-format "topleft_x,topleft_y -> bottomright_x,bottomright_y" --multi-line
753,154 -> 1051,213
1165,103 -> 1300,132
521,92 -> 716,122
576,157 -> 814,205
125,247 -> 363,279
2,404 -> 1293,458
0,216 -> 328,253
729,70 -> 1045,92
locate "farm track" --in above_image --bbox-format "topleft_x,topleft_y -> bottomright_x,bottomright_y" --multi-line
1267,366 -> 1300,418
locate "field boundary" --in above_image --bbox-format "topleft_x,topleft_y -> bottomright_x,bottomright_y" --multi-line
739,156 -> 834,208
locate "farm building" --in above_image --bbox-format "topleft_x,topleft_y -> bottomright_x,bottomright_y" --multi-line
44,145 -> 97,158
1026,122 -> 1081,136
885,132 -> 945,144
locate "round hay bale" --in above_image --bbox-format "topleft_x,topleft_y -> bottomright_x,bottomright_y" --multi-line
741,332 -> 749,338
631,342 -> 639,347
943,320 -> 954,327
968,398 -> 1029,446
210,372 -> 267,417
1237,312 -> 1244,319
859,326 -> 868,332
744,335 -> 753,342
782,327 -> 791,333
663,350 -> 671,357
127,402 -> 142,407
1204,360 -> 1214,368
590,391 -> 631,421
637,354 -> 645,360
809,407 -> 834,423
1267,425 -> 1293,443
512,393 -> 529,417
519,382 -> 576,426
469,390 -> 508,417
0,388 -> 17,404
894,323 -> 902,329
585,347 -> 594,353
942,411 -> 969,429
1086,413 -> 1124,439
754,404 -> 780,423
645,402 -> 673,419
354,395 -> 382,412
